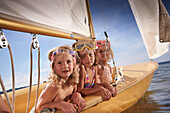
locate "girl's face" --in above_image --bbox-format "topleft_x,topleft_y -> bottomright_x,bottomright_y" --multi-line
53,53 -> 74,79
79,48 -> 95,68
97,46 -> 109,61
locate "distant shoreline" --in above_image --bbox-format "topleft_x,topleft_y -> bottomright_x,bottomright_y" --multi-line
158,60 -> 170,65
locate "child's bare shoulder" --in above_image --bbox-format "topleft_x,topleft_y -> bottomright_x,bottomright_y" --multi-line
43,82 -> 60,93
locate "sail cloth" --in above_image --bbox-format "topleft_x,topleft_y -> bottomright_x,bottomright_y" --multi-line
159,0 -> 170,42
0,0 -> 91,40
129,0 -> 170,59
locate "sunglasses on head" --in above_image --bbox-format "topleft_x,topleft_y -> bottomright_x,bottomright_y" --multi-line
74,41 -> 95,52
51,49 -> 75,61
96,40 -> 110,47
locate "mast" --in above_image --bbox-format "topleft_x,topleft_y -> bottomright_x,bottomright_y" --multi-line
86,0 -> 96,41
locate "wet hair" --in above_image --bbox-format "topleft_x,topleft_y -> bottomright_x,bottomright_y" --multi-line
48,45 -> 79,86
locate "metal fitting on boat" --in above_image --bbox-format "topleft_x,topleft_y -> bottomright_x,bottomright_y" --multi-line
0,29 -> 8,49
32,34 -> 39,49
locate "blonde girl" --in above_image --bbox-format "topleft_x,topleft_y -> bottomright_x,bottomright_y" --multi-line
95,40 -> 114,84
73,41 -> 116,100
36,45 -> 86,113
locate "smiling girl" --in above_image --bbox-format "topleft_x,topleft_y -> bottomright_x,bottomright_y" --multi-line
35,45 -> 86,113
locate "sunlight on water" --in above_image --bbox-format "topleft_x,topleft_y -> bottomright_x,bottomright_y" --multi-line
123,61 -> 170,113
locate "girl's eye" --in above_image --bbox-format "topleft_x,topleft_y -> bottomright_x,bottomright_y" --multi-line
67,60 -> 71,63
99,50 -> 103,53
89,53 -> 92,56
57,61 -> 62,64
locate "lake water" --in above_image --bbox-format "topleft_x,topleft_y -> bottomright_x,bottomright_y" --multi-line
123,61 -> 170,113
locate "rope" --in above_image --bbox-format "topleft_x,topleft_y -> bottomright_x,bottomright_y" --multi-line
8,44 -> 15,112
0,74 -> 14,113
34,47 -> 40,113
97,0 -> 108,33
26,44 -> 33,113
0,28 -> 15,113
104,31 -> 117,82
26,34 -> 40,113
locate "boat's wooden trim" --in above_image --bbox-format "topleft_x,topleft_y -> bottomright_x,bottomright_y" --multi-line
1,61 -> 158,113
0,18 -> 92,41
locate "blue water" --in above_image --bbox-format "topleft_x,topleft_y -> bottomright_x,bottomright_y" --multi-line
123,61 -> 170,113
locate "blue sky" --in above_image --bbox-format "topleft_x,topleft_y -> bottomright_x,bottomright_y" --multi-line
0,0 -> 170,91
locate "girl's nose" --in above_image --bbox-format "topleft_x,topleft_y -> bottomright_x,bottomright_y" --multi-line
86,55 -> 91,61
62,62 -> 68,68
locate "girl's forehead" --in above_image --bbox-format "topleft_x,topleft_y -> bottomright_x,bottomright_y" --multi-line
79,49 -> 94,56
98,46 -> 107,50
55,53 -> 72,60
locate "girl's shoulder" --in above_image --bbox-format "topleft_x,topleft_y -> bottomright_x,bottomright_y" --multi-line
96,63 -> 103,70
44,82 -> 60,92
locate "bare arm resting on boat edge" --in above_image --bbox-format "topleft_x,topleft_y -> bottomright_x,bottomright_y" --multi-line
0,94 -> 10,113
36,83 -> 78,113
78,64 -> 112,101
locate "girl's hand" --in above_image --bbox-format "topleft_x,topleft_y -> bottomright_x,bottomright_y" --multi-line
99,86 -> 112,101
104,83 -> 117,97
71,92 -> 86,112
59,101 -> 77,113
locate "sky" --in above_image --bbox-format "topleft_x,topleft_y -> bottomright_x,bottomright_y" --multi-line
0,0 -> 170,91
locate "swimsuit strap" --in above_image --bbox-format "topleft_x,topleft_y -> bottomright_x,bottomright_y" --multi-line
84,67 -> 95,88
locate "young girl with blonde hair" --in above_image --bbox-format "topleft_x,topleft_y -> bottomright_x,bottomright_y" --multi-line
95,40 -> 114,84
73,41 -> 116,100
36,45 -> 86,113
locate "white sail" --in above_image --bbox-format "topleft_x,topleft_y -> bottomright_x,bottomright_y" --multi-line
159,0 -> 170,42
129,0 -> 170,59
0,0 -> 91,39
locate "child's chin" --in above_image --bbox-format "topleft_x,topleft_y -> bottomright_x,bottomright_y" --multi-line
61,73 -> 70,78
85,64 -> 91,68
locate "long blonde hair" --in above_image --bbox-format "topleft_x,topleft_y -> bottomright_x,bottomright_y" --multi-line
48,45 -> 79,86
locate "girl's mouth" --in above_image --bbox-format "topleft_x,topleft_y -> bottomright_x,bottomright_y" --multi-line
63,70 -> 69,73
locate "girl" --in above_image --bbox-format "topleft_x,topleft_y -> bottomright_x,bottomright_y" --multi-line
95,40 -> 114,84
73,41 -> 116,100
36,45 -> 86,113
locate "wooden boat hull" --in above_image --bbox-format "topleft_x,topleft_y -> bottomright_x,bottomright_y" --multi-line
82,61 -> 158,113
2,61 -> 158,113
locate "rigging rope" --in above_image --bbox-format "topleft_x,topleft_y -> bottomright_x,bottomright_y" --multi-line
0,28 -> 15,113
97,1 -> 125,85
26,34 -> 40,113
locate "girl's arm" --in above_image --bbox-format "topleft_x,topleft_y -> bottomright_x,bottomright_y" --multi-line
36,83 -> 59,112
95,64 -> 102,83
80,85 -> 112,101
108,64 -> 113,75
71,91 -> 86,112
38,100 -> 77,113
95,82 -> 117,97
77,65 -> 85,92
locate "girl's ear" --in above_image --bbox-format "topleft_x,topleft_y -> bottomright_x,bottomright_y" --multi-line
50,64 -> 52,68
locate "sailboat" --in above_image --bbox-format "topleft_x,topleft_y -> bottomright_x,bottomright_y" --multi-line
0,0 -> 169,113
